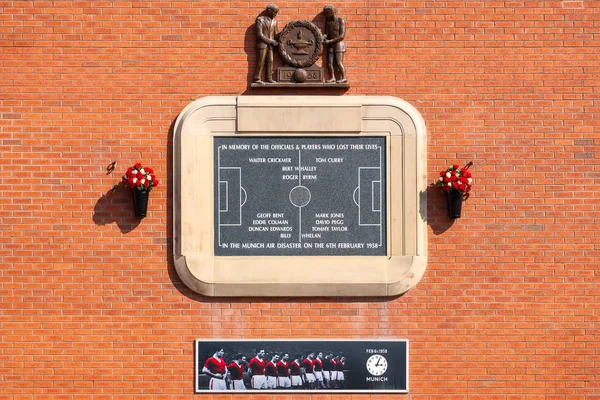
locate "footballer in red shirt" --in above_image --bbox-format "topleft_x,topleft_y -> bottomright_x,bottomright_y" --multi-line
303,352 -> 316,388
313,352 -> 326,388
323,353 -> 334,388
264,354 -> 279,389
202,348 -> 227,390
276,353 -> 291,388
227,354 -> 246,390
248,349 -> 267,389
289,356 -> 303,387
335,356 -> 346,388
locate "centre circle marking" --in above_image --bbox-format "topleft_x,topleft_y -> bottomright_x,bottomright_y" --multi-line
289,185 -> 311,208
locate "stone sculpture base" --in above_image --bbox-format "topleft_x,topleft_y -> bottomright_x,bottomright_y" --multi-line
278,66 -> 323,83
250,82 -> 350,88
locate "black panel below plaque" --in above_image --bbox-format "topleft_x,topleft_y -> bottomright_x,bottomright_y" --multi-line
195,339 -> 408,393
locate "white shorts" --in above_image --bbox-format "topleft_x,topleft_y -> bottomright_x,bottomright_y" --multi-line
277,376 -> 291,388
266,376 -> 277,389
322,371 -> 330,380
337,371 -> 345,381
305,373 -> 316,383
315,371 -> 323,381
251,375 -> 267,389
291,375 -> 303,386
230,379 -> 245,390
209,377 -> 227,390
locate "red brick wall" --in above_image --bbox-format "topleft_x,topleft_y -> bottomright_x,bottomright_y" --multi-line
2,0 -> 599,398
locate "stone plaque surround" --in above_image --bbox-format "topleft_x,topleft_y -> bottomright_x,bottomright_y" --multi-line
173,96 -> 427,297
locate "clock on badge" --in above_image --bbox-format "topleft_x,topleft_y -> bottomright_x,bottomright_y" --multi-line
366,354 -> 388,376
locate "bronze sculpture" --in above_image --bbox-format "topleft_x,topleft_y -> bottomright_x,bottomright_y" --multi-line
250,4 -> 349,86
322,5 -> 346,83
253,4 -> 280,84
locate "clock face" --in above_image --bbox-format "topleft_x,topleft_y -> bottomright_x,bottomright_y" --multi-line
366,354 -> 388,376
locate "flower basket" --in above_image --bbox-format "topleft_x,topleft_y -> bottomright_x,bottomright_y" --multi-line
121,162 -> 159,219
133,189 -> 149,218
446,189 -> 463,219
437,162 -> 473,220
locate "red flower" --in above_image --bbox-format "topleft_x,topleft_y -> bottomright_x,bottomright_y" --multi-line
120,163 -> 158,191
438,163 -> 473,195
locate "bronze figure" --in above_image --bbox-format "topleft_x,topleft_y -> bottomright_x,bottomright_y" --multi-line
322,5 -> 346,83
253,4 -> 280,84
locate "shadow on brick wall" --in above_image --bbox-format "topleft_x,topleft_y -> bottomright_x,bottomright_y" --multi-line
425,185 -> 455,235
92,185 -> 141,233
243,23 -> 257,86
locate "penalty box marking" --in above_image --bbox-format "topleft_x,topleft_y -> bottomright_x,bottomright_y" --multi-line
357,167 -> 383,227
219,181 -> 228,213
372,180 -> 381,212
218,167 -> 243,226
217,165 -> 247,246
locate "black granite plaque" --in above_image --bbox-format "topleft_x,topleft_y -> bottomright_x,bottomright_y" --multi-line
214,137 -> 386,256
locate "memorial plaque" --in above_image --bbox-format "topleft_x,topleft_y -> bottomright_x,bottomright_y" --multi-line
214,137 -> 386,256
